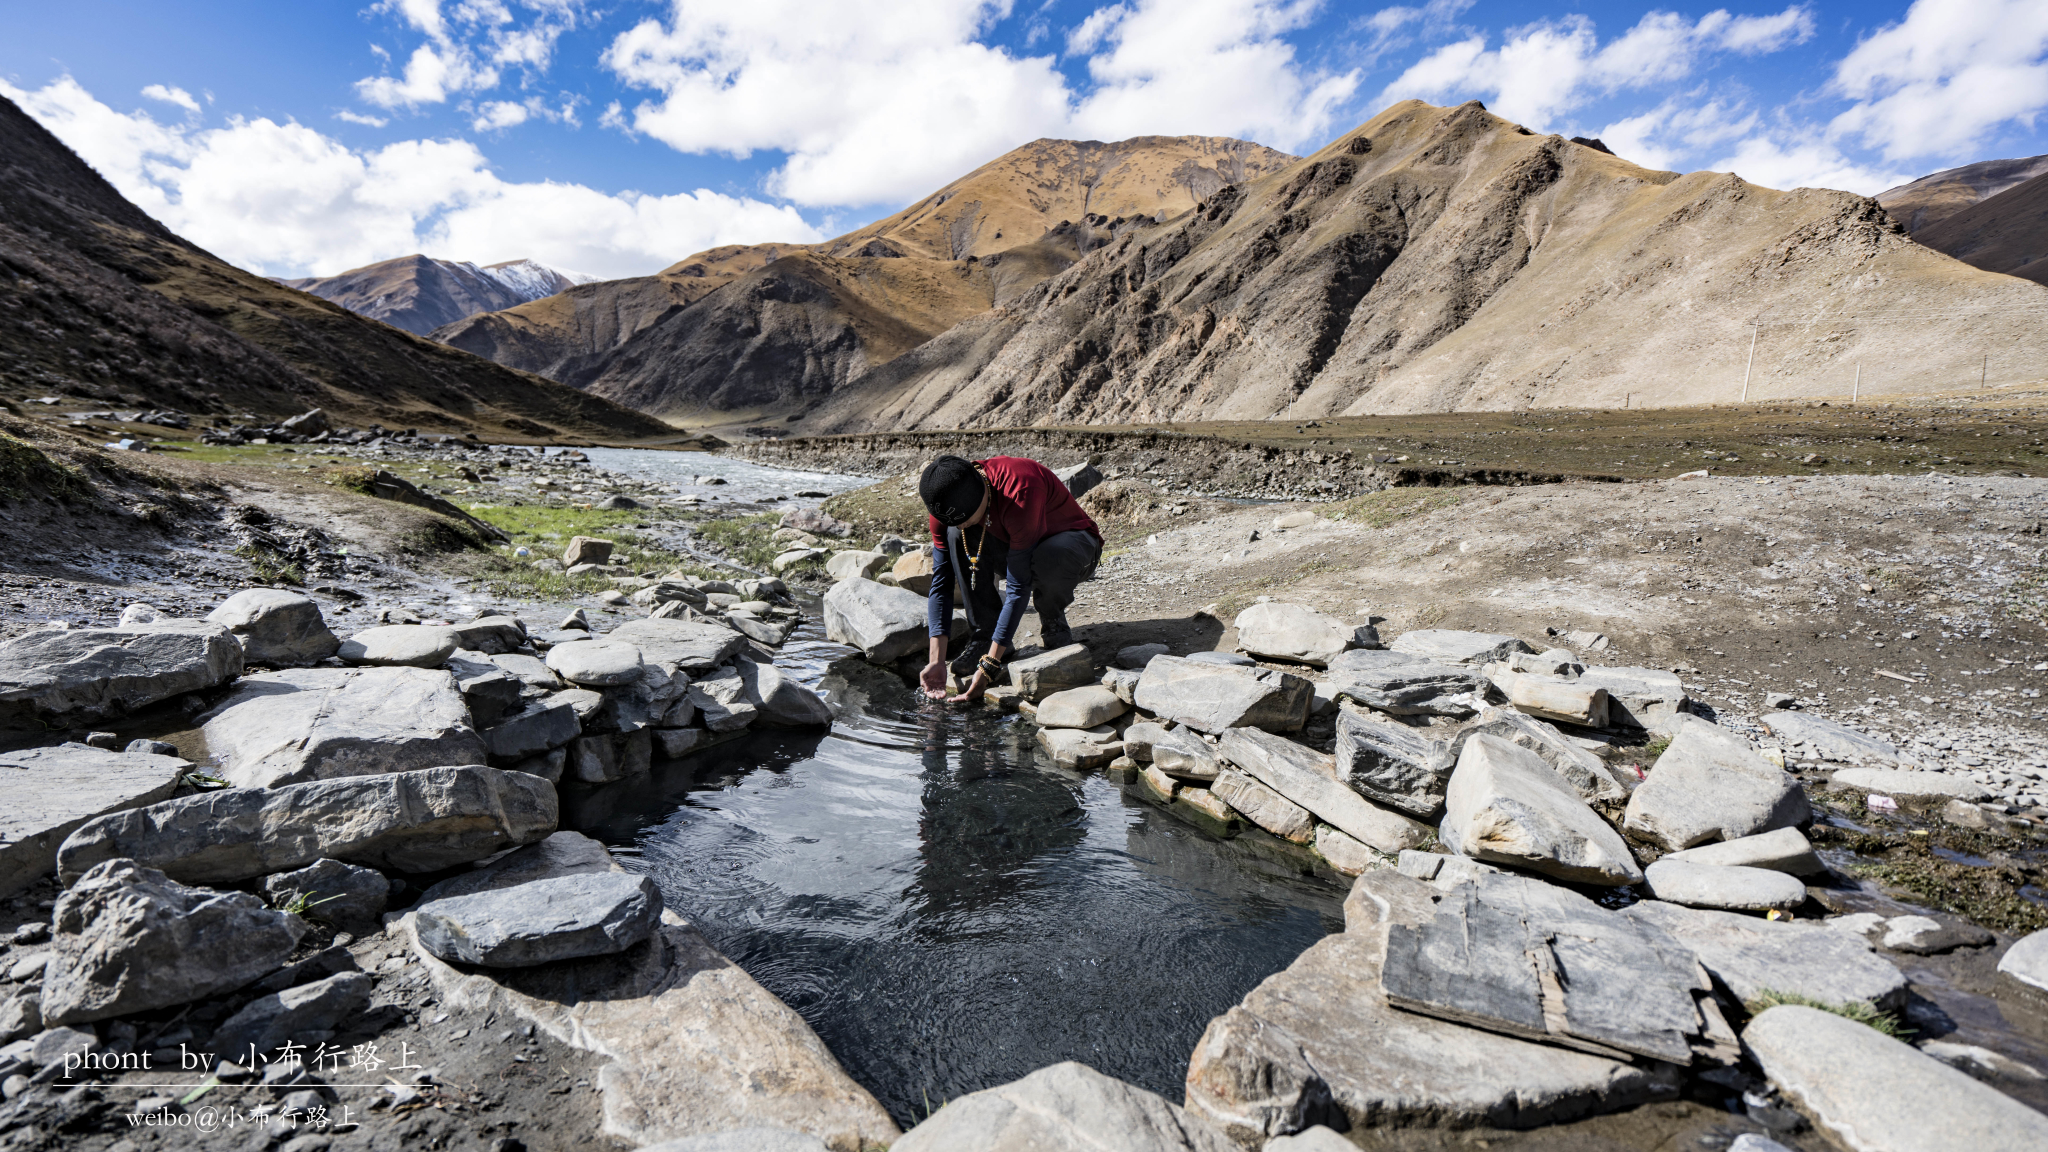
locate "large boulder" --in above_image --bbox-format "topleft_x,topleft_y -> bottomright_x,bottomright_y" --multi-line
483,696 -> 583,762
209,970 -> 373,1062
1135,656 -> 1312,734
1388,630 -> 1532,665
1623,716 -> 1810,851
1440,735 -> 1642,886
1233,603 -> 1359,667
892,1061 -> 1233,1152
1036,685 -> 1127,729
1454,707 -> 1633,801
890,547 -> 935,596
547,638 -> 646,687
1184,871 -> 1680,1144
606,618 -> 750,674
0,743 -> 189,900
1487,669 -> 1609,729
1641,858 -> 1808,913
200,667 -> 486,789
1009,644 -> 1095,701
1148,725 -> 1223,782
1743,1005 -> 2048,1152
57,765 -> 558,886
1324,649 -> 1484,717
1623,900 -> 1907,1011
415,872 -> 664,967
1333,708 -> 1456,819
0,621 -> 242,724
40,859 -> 306,1025
825,550 -> 890,582
450,615 -> 528,655
206,590 -> 339,667
735,658 -> 832,728
1052,461 -> 1104,498
1218,728 -> 1429,853
336,624 -> 460,668
823,578 -> 931,663
1574,666 -> 1689,733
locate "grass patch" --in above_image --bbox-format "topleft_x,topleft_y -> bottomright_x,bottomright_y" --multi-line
1745,989 -> 1909,1036
1643,735 -> 1672,760
694,512 -> 784,569
821,475 -> 925,542
1325,488 -> 1464,528
0,433 -> 92,502
234,544 -> 303,586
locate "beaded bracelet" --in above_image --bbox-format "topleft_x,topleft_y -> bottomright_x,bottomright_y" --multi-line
977,654 -> 1006,679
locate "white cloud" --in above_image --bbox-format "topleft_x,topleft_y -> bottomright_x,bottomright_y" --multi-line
353,0 -> 583,110
605,0 -> 1356,210
336,110 -> 391,127
470,94 -> 582,132
1829,0 -> 2048,163
140,84 -> 200,114
1378,6 -> 1813,130
357,42 -> 498,108
1710,133 -> 1910,195
2,75 -> 822,280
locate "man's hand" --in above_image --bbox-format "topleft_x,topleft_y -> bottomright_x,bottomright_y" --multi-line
919,659 -> 949,700
947,668 -> 989,704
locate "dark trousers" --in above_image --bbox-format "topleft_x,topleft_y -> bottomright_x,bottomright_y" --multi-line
952,528 -> 1100,646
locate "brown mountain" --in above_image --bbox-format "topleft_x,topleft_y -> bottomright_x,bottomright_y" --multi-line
1912,170 -> 2048,284
1878,154 -> 2048,234
799,99 -> 2048,431
280,255 -> 583,336
431,136 -> 1294,421
0,94 -> 667,440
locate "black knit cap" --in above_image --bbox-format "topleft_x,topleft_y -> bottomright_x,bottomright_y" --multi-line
919,455 -> 986,525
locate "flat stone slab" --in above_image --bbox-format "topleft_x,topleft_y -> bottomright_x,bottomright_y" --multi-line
1381,872 -> 1712,1064
1744,1004 -> 2048,1152
417,871 -> 664,967
1624,900 -> 1907,1011
1389,630 -> 1533,665
336,624 -> 459,667
1642,858 -> 1808,913
1212,769 -> 1314,843
1184,871 -> 1679,1144
608,618 -> 749,673
546,639 -> 646,687
1233,602 -> 1359,667
1455,707 -> 1631,801
1038,726 -> 1122,770
1334,708 -> 1455,819
1136,656 -> 1312,733
1009,644 -> 1095,701
1760,712 -> 1905,764
1665,827 -> 1823,876
1325,649 -> 1483,717
58,765 -> 557,886
893,1061 -> 1235,1152
1035,684 -> 1127,729
0,621 -> 242,724
1149,726 -> 1222,782
1218,728 -> 1428,853
200,667 -> 486,788
1441,734 -> 1642,886
1574,666 -> 1689,733
1830,768 -> 1991,801
209,970 -> 373,1062
1623,715 -> 1809,851
0,743 -> 188,900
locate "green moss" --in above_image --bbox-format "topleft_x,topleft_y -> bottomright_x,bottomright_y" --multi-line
1806,798 -> 2048,934
0,433 -> 91,502
821,477 -> 925,541
1745,989 -> 1909,1036
233,544 -> 303,586
693,512 -> 784,569
1324,488 -> 1463,528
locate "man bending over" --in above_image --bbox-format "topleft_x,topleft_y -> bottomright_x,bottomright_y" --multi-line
917,455 -> 1102,702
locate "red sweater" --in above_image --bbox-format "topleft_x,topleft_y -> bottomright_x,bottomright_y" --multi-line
926,457 -> 1100,552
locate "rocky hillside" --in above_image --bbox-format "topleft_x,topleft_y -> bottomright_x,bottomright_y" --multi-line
799,100 -> 2048,432
280,255 -> 587,336
0,94 -> 669,441
1913,170 -> 2048,285
1879,154 -> 2048,234
432,136 -> 1294,422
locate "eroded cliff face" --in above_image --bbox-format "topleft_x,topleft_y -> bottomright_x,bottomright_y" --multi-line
803,100 -> 2048,433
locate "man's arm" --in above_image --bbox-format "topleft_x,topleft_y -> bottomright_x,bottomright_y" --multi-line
919,539 -> 955,699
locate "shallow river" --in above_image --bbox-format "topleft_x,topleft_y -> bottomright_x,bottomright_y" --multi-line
559,627 -> 1346,1127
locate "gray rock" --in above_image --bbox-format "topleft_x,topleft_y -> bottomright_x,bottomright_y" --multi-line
822,578 -> 930,663
1334,708 -> 1456,819
1325,649 -> 1484,717
1314,825 -> 1381,877
1743,1004 -> 2048,1152
260,859 -> 389,933
335,624 -> 459,668
1759,712 -> 1905,764
1388,629 -> 1532,665
1263,1127 -> 1354,1152
124,739 -> 177,756
1115,643 -> 1169,670
0,743 -> 188,901
420,830 -> 614,902
1879,915 -> 1992,954
1831,768 -> 1992,801
1052,461 -> 1104,498
595,662 -> 694,733
639,1131 -> 829,1152
1150,726 -> 1223,782
1135,656 -> 1312,734
415,871 -> 663,967
563,536 -> 613,567
735,659 -> 831,728
40,860 -> 306,1025
570,734 -> 625,783
605,618 -> 749,674
58,765 -> 557,886
491,652 -> 562,690
0,621 -> 243,724
654,728 -> 703,759
1574,666 -> 1689,733
1184,871 -> 1680,1143
1441,735 -> 1642,886
1100,666 -> 1141,704
825,550 -> 890,582
1381,872 -> 1713,1063
209,971 -> 372,1062
512,747 -> 567,783
1120,721 -> 1168,761
1623,900 -> 1907,1011
1998,928 -> 2048,994
450,615 -> 526,655
1507,649 -> 1583,677
483,696 -> 583,762
691,666 -> 760,732
29,1025 -> 96,1070
1394,849 -> 1499,889
1665,827 -> 1823,876
1218,728 -> 1428,853
892,1061 -> 1234,1152
1488,669 -> 1610,728
1642,859 -> 1807,913
448,653 -> 524,727
199,667 -> 486,789
1036,685 -> 1127,729
1233,603 -> 1358,667
1453,706 -> 1632,801
547,639 -> 645,687
1211,769 -> 1314,843
1183,651 -> 1254,666
730,613 -> 798,647
1008,644 -> 1096,701
1037,726 -> 1123,770
0,995 -> 38,1045
1728,1136 -> 1794,1152
1623,716 -> 1810,851
206,590 -> 338,667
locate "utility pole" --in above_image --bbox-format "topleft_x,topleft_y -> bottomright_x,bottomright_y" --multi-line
1740,323 -> 1758,403
1982,353 -> 1988,388
1852,362 -> 1860,404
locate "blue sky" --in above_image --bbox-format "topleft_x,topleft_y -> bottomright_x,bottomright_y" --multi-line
4,1 -> 2045,280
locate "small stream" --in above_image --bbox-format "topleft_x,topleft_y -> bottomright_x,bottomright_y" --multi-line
557,626 -> 1346,1127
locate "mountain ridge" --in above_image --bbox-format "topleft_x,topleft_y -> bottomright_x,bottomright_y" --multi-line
281,255 -> 590,336
1912,169 -> 2048,285
1878,154 -> 2048,234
